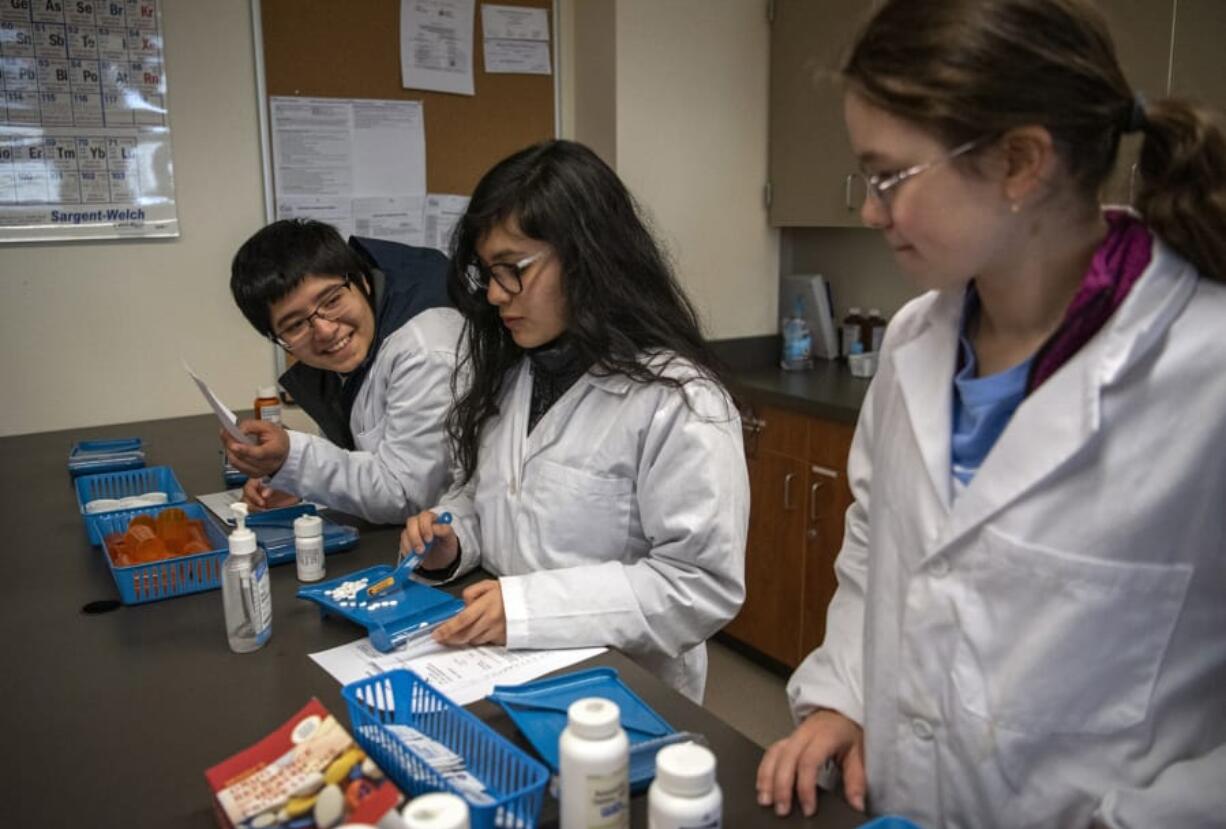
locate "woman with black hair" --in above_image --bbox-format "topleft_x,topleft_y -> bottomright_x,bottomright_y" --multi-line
400,140 -> 748,702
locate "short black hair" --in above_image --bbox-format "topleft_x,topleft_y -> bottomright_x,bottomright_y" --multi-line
230,219 -> 371,338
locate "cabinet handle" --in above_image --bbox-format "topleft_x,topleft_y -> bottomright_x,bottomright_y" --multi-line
844,174 -> 855,211
741,415 -> 767,434
1128,162 -> 1138,205
809,480 -> 824,522
811,464 -> 838,479
783,472 -> 796,510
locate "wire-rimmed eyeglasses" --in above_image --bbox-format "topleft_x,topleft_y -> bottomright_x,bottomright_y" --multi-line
270,275 -> 356,349
463,250 -> 546,296
848,138 -> 984,211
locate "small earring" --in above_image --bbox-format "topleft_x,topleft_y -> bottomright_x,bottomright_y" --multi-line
1010,202 -> 1021,214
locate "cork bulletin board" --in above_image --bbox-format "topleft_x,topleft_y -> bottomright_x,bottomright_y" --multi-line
258,0 -> 556,196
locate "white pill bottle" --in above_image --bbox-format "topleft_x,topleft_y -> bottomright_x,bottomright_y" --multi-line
293,513 -> 325,582
648,742 -> 722,829
559,697 -> 629,829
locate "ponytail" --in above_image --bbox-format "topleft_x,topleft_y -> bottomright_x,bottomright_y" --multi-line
1135,99 -> 1226,283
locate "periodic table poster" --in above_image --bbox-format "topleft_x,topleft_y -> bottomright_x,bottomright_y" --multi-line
0,0 -> 178,242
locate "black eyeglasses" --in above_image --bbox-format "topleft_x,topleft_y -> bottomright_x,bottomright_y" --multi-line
271,276 -> 356,349
462,251 -> 546,296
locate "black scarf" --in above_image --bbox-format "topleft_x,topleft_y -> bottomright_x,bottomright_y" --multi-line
526,336 -> 589,434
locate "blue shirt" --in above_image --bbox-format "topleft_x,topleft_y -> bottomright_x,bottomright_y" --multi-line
951,292 -> 1032,491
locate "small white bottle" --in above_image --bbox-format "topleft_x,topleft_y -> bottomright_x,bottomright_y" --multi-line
559,697 -> 630,829
222,503 -> 273,653
293,513 -> 325,582
648,742 -> 722,829
401,792 -> 470,829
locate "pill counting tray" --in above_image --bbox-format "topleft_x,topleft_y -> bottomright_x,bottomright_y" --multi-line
242,504 -> 360,566
298,568 -> 464,653
489,667 -> 687,791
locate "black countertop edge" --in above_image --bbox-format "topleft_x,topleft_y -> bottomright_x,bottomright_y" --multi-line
709,335 -> 869,424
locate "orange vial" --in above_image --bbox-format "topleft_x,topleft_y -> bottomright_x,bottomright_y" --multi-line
254,385 -> 282,424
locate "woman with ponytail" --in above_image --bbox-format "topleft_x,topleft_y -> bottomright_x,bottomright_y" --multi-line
757,1 -> 1226,825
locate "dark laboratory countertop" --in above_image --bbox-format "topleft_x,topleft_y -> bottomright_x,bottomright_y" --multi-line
731,361 -> 869,424
713,336 -> 870,424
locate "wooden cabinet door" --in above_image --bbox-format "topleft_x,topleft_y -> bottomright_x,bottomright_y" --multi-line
1098,0 -> 1176,205
768,0 -> 875,227
800,462 -> 854,659
726,450 -> 809,666
1169,0 -> 1226,115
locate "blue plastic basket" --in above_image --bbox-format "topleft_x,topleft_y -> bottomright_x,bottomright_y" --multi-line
343,669 -> 549,829
75,466 -> 189,545
859,818 -> 925,829
94,502 -> 228,605
68,438 -> 146,477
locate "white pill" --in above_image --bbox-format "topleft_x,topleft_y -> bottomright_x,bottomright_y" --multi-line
314,783 -> 345,829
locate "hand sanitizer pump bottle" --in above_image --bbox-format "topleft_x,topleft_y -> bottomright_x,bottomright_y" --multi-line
222,502 -> 273,653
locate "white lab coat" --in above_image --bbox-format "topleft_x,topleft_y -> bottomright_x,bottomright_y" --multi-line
272,307 -> 464,525
433,355 -> 749,702
789,238 -> 1226,828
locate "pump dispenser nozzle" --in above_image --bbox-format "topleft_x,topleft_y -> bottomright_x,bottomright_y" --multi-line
228,502 -> 257,556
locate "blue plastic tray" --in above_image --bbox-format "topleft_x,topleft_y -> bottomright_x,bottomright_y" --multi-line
344,669 -> 549,829
68,438 -> 146,477
489,667 -> 682,792
241,504 -> 360,566
298,566 -> 464,652
94,502 -> 228,605
75,466 -> 189,545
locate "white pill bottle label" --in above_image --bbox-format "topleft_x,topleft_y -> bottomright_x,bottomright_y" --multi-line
586,765 -> 630,829
295,535 -> 325,581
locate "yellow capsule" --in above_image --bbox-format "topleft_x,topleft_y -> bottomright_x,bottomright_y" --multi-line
282,794 -> 318,819
323,746 -> 365,785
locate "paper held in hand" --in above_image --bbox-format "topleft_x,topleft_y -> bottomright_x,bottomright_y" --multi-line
183,360 -> 256,445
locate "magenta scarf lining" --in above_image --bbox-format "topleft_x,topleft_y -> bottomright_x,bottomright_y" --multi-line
1026,210 -> 1153,393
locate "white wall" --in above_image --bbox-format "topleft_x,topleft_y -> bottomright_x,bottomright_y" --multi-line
559,0 -> 778,341
0,0 -> 270,437
614,0 -> 777,340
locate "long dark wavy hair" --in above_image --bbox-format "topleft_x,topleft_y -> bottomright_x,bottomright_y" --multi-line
844,0 -> 1226,282
446,140 -> 731,483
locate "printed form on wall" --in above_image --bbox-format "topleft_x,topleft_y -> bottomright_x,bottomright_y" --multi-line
400,0 -> 475,96
0,0 -> 179,242
481,3 -> 551,75
271,96 -> 427,246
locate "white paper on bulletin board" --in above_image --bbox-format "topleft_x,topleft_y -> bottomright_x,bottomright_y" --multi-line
0,0 -> 180,243
270,96 -> 429,248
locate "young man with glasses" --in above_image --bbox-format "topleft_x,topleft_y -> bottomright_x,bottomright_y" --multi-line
222,219 -> 464,524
